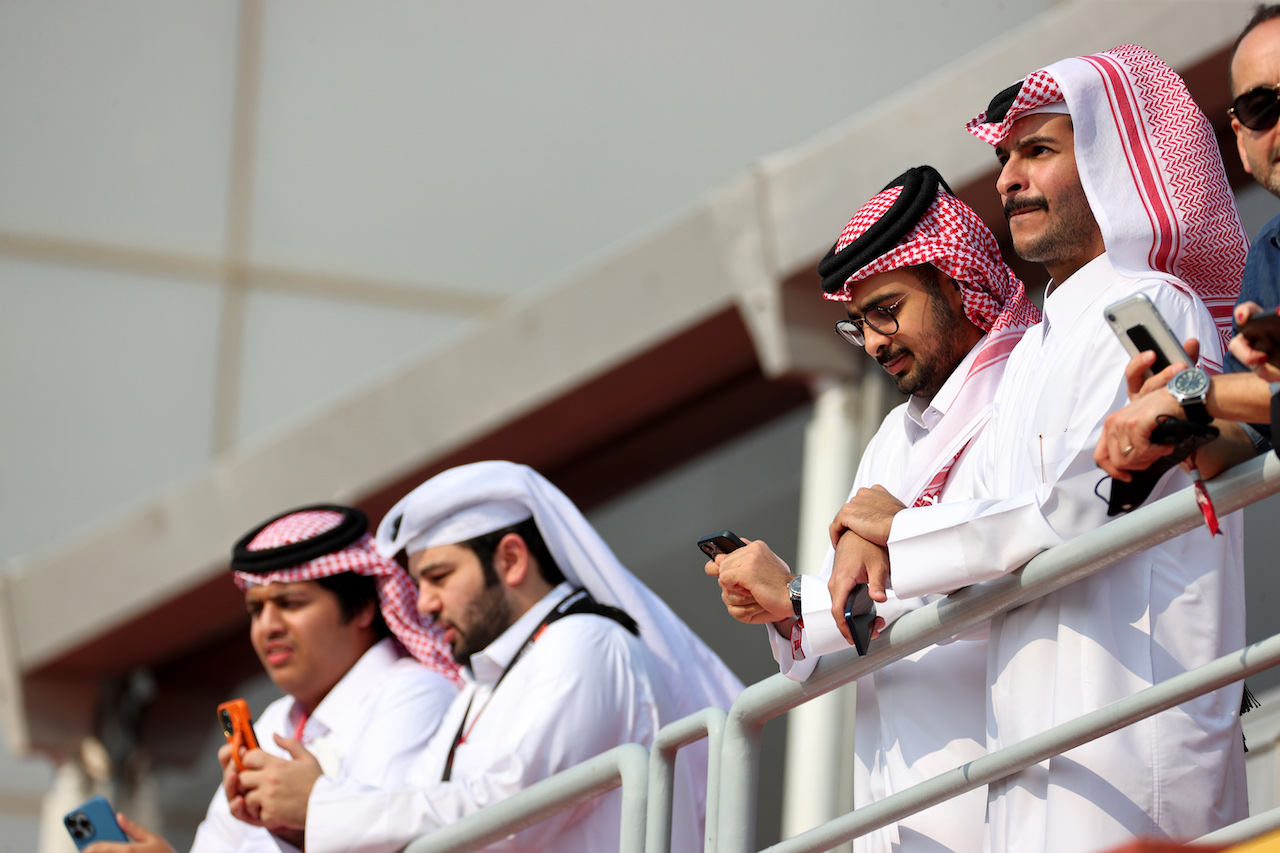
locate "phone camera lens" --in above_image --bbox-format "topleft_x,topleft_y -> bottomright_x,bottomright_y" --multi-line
66,812 -> 93,840
220,709 -> 234,737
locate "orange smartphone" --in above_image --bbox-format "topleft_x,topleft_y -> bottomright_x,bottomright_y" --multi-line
217,698 -> 259,771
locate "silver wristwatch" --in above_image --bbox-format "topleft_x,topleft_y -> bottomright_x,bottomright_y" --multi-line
1167,366 -> 1212,425
787,575 -> 803,617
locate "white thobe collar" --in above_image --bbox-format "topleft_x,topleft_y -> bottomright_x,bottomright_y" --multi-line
289,636 -> 405,742
464,581 -> 575,687
903,336 -> 987,437
1040,252 -> 1119,340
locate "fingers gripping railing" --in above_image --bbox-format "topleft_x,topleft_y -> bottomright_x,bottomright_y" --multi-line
715,452 -> 1280,853
403,743 -> 649,853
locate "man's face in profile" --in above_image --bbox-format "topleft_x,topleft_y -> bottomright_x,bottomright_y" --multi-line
410,542 -> 512,665
841,267 -> 979,400
994,113 -> 1104,279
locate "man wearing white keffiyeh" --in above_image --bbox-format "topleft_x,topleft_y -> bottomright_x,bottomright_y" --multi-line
707,166 -> 1038,853
230,461 -> 741,853
832,46 -> 1248,851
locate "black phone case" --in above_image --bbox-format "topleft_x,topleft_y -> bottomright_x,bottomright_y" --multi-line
1107,417 -> 1219,515
844,584 -> 877,656
697,530 -> 746,558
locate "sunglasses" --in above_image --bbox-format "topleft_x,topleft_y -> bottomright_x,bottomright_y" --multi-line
1231,84 -> 1280,131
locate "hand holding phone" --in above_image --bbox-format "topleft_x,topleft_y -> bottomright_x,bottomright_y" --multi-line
218,698 -> 259,771
64,796 -> 128,849
697,530 -> 747,559
1105,294 -> 1193,377
1239,307 -> 1280,363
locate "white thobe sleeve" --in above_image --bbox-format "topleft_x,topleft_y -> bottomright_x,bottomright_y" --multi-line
766,571 -> 835,682
303,622 -> 658,853
887,282 -> 1219,599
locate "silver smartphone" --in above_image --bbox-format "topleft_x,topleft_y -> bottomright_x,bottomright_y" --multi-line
1103,293 -> 1193,377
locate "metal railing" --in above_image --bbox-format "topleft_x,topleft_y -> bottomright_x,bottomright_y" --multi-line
401,451 -> 1280,853
402,743 -> 649,853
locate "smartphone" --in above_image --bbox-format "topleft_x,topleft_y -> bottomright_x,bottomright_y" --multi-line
64,796 -> 128,849
1104,294 -> 1193,377
217,698 -> 259,771
697,530 -> 746,559
844,584 -> 877,656
1239,308 -> 1280,361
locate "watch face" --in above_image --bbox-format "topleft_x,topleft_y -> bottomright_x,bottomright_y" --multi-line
1170,367 -> 1209,399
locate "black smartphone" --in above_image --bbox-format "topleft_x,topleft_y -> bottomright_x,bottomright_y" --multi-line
1104,294 -> 1193,377
64,796 -> 128,849
844,584 -> 877,656
1240,308 -> 1280,361
697,530 -> 746,559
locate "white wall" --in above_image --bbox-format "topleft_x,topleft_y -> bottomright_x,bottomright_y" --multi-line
1,0 -> 1054,570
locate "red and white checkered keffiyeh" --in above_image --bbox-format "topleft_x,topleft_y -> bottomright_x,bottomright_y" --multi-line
967,44 -> 1246,363
827,187 -> 1042,506
235,509 -> 460,683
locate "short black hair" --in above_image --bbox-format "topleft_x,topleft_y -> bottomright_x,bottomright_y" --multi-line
1232,4 -> 1280,91
460,516 -> 566,587
315,572 -> 390,639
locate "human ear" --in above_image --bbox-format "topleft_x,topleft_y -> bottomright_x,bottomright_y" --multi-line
354,598 -> 377,630
1234,118 -> 1255,176
493,533 -> 532,587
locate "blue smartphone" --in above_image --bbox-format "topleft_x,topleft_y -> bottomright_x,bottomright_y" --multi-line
63,796 -> 128,849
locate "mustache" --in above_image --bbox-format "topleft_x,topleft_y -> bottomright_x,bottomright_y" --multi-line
1004,197 -> 1049,219
877,346 -> 908,368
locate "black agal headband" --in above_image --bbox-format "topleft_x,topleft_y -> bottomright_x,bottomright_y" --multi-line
983,80 -> 1025,125
230,504 -> 368,574
817,165 -> 955,294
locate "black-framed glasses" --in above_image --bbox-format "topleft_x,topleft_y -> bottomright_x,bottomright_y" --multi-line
834,279 -> 927,347
1230,84 -> 1280,131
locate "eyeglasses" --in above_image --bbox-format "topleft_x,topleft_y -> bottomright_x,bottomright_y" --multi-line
1230,84 -> 1280,131
834,279 -> 927,347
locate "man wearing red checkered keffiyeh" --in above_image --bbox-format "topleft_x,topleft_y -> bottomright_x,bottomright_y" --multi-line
107,506 -> 461,853
166,505 -> 459,853
830,46 -> 1247,852
709,165 -> 1037,853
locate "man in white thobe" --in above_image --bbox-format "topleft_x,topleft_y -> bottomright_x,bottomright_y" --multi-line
708,166 -> 1040,852
831,46 -> 1249,852
224,461 -> 742,853
86,505 -> 460,853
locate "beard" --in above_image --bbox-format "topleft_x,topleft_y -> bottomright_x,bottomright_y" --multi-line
449,582 -> 512,665
879,290 -> 973,399
1005,185 -> 1099,269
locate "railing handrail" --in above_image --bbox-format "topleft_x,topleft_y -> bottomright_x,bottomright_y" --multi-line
402,743 -> 649,853
394,453 -> 1280,853
716,451 -> 1280,853
647,707 -> 727,853
761,631 -> 1280,852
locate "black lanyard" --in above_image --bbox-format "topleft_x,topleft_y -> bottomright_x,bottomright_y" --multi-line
440,588 -> 637,781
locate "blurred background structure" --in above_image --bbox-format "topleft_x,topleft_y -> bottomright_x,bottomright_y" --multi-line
4,1 -> 1279,850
